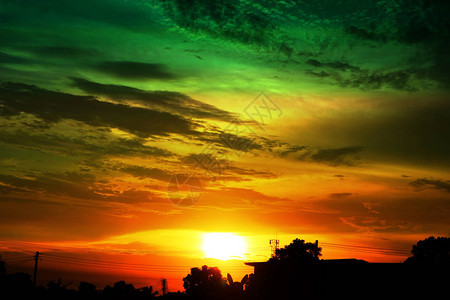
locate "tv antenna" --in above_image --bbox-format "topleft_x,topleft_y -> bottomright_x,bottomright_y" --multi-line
269,233 -> 279,257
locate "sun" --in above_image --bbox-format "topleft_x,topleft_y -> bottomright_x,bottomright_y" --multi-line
202,233 -> 247,260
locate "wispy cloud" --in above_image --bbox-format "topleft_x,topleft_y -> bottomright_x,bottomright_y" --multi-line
410,178 -> 450,193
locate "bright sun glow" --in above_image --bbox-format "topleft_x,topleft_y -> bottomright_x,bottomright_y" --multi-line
202,233 -> 247,260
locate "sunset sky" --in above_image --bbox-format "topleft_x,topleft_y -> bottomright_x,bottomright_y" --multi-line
0,0 -> 449,293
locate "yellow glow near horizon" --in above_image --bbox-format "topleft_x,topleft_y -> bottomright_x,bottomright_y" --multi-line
202,233 -> 247,260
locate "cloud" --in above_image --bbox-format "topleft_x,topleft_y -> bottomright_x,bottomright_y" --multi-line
283,145 -> 363,166
342,0 -> 450,88
199,186 -> 292,210
306,59 -> 360,72
410,178 -> 450,193
71,78 -> 240,122
0,81 -> 197,137
162,0 -> 294,55
305,70 -> 331,78
0,173 -> 101,201
284,95 -> 450,168
272,142 -> 364,167
182,153 -> 230,175
336,70 -> 416,91
120,166 -> 172,182
0,52 -> 30,64
305,63 -> 417,91
0,170 -> 168,208
306,193 -> 450,234
93,61 -> 178,80
0,126 -> 172,158
225,166 -> 276,179
29,46 -> 101,58
344,25 -> 387,42
339,216 -> 411,233
310,146 -> 363,166
0,0 -> 157,31
329,193 -> 353,199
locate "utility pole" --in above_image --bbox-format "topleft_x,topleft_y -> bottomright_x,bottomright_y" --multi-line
315,240 -> 319,259
161,278 -> 167,296
33,251 -> 39,288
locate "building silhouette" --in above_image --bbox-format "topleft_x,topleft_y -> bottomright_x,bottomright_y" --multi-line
245,259 -> 447,300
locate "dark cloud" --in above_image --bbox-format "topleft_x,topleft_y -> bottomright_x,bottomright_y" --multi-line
0,127 -> 172,158
118,164 -> 270,185
344,25 -> 387,42
0,173 -> 100,201
306,146 -> 363,166
299,96 -> 450,168
29,46 -> 101,58
275,143 -> 363,167
329,193 -> 353,199
0,0 -> 157,31
162,0 -> 294,56
226,166 -> 276,179
71,77 -> 240,122
343,0 -> 450,87
0,52 -> 29,64
280,145 -> 308,157
305,65 -> 417,91
410,178 -> 450,193
274,142 -> 363,166
306,59 -> 360,72
182,153 -> 230,175
200,187 -> 292,210
337,70 -> 416,91
217,132 -> 261,152
0,170 -> 166,208
305,70 -> 331,78
0,81 -> 197,137
309,194 -> 450,234
120,166 -> 172,182
105,189 -> 161,204
303,54 -> 419,91
93,61 -> 178,80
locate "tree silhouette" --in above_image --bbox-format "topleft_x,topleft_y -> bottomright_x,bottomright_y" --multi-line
269,238 -> 322,263
404,236 -> 450,264
183,265 -> 227,297
103,281 -> 137,299
1,272 -> 34,299
78,281 -> 97,298
138,286 -> 158,298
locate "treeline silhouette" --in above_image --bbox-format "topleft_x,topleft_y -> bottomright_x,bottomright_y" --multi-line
0,236 -> 448,300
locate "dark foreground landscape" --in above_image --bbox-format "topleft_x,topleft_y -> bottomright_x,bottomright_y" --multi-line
1,236 -> 448,300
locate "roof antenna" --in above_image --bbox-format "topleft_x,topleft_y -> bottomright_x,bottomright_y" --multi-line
269,232 -> 279,257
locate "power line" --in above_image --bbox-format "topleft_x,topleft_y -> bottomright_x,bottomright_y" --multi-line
5,259 -> 34,267
42,253 -> 250,271
1,239 -> 412,268
320,242 -> 410,253
37,253 -> 251,273
319,242 -> 410,256
43,253 -> 189,269
42,257 -> 188,273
